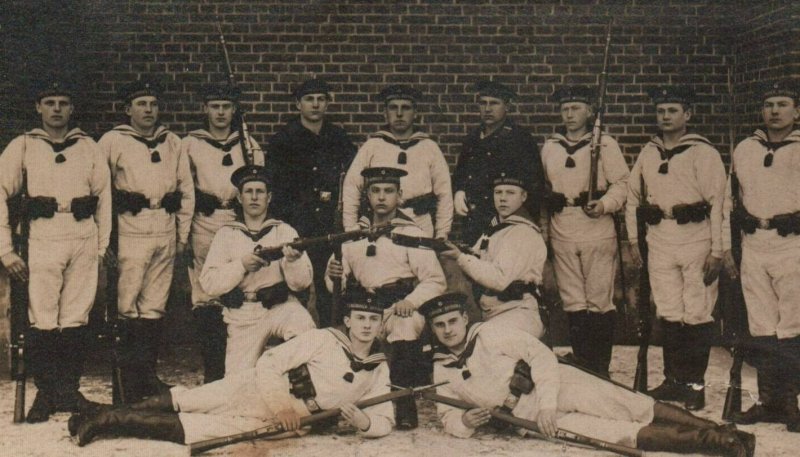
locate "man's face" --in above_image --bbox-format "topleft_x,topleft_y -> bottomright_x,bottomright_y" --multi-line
296,93 -> 329,124
36,96 -> 73,130
344,310 -> 382,344
656,103 -> 691,135
385,99 -> 416,136
126,95 -> 159,133
204,100 -> 235,130
494,184 -> 527,219
762,96 -> 799,132
430,310 -> 469,350
560,101 -> 592,134
367,182 -> 401,216
237,181 -> 270,219
478,95 -> 509,129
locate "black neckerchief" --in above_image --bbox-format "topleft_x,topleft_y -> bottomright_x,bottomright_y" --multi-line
42,137 -> 80,163
128,131 -> 170,150
477,221 -> 513,250
230,224 -> 276,242
753,132 -> 796,168
433,323 -> 483,379
199,136 -> 239,152
557,137 -> 592,168
326,328 -> 386,372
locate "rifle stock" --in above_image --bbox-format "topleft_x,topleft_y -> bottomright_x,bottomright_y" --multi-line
633,175 -> 652,393
423,392 -> 644,457
253,225 -> 393,263
8,170 -> 29,423
189,383 -> 444,455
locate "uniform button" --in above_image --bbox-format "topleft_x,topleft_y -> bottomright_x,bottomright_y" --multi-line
487,152 -> 491,157
312,166 -> 318,171
315,208 -> 320,212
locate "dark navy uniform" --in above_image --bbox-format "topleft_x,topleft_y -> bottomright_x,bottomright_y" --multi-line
454,83 -> 544,245
267,79 -> 357,327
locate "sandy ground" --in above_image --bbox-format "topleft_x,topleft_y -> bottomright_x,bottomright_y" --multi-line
1,345 -> 798,457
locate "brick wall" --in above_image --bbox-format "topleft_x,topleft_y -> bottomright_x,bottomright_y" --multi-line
5,0 -> 796,163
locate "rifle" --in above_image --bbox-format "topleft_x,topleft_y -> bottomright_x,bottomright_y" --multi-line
722,65 -> 746,422
253,224 -> 394,263
105,205 -> 126,405
422,391 -> 644,457
330,170 -> 346,326
388,233 -> 477,257
216,21 -> 257,166
633,174 -> 652,393
189,382 -> 446,455
587,21 -> 628,316
8,170 -> 29,423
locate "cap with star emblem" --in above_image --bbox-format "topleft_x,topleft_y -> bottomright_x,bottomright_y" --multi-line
293,78 -> 333,100
361,167 -> 408,187
553,85 -> 595,105
378,85 -> 423,104
119,78 -> 164,103
419,293 -> 467,321
230,164 -> 272,189
474,80 -> 516,102
344,288 -> 385,315
647,86 -> 695,106
34,78 -> 76,102
200,83 -> 241,103
491,168 -> 530,191
759,79 -> 799,102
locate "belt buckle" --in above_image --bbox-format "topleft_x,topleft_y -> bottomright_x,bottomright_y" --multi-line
319,191 -> 331,202
57,202 -> 71,213
219,199 -> 233,209
149,198 -> 161,210
758,218 -> 770,230
243,292 -> 258,302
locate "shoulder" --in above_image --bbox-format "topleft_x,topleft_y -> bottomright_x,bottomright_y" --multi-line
600,134 -> 620,149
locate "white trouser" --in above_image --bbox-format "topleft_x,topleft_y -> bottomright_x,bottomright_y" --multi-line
648,239 -> 717,325
28,235 -> 98,329
741,243 -> 800,338
223,300 -> 315,375
515,364 -> 655,447
117,233 -> 175,319
482,298 -> 544,340
552,237 -> 617,313
188,229 -> 215,306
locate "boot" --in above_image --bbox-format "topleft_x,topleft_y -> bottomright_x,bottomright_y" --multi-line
116,318 -> 147,404
129,391 -> 175,412
733,336 -> 783,424
587,311 -> 616,378
193,306 -> 227,384
390,341 -> 418,430
138,318 -> 173,398
636,423 -> 751,457
25,328 -> 59,423
73,407 -> 185,446
679,323 -> 713,411
567,311 -> 591,370
653,403 -> 755,456
779,336 -> 800,432
54,326 -> 104,414
648,320 -> 684,402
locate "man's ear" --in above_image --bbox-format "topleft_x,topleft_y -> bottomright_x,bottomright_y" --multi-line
521,190 -> 528,204
343,315 -> 351,329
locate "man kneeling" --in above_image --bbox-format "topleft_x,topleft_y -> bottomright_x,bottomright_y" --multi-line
69,291 -> 394,446
419,293 -> 755,457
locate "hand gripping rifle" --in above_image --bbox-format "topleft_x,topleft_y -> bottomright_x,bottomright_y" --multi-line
722,66 -> 746,422
422,391 -> 644,457
253,224 -> 394,263
8,169 -> 29,423
216,21 -> 257,166
633,174 -> 652,393
189,382 -> 447,455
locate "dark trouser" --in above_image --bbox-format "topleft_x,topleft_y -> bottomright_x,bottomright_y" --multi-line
193,306 -> 226,384
308,245 -> 335,327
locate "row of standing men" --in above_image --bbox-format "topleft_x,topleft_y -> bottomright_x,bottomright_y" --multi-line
0,75 -> 798,437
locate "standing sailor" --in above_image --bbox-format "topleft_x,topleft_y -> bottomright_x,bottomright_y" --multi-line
0,79 -> 111,421
625,86 -> 726,410
540,85 -> 630,376
184,82 -> 263,383
99,78 -> 195,403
